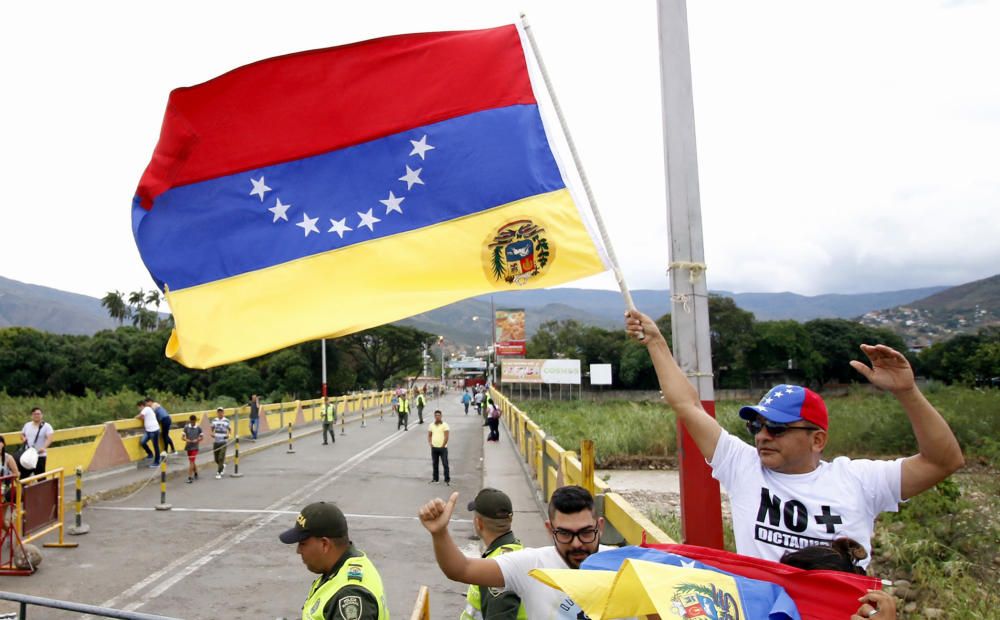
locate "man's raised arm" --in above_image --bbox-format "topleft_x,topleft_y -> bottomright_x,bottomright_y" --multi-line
625,309 -> 722,460
418,492 -> 504,587
850,344 -> 964,499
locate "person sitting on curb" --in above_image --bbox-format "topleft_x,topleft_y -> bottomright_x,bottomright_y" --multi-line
624,308 -> 964,568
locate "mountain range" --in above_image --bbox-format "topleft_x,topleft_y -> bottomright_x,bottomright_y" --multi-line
10,273 -> 995,351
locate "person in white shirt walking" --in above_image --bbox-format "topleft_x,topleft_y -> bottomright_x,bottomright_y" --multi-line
210,407 -> 231,479
19,407 -> 55,479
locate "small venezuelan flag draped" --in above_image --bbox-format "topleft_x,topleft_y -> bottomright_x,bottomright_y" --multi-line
133,24 -> 609,368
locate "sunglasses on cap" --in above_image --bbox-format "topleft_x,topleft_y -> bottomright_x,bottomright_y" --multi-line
746,419 -> 822,437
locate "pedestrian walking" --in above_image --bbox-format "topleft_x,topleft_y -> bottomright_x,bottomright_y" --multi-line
248,394 -> 260,441
461,390 -> 472,415
397,392 -> 410,431
428,410 -> 450,485
183,414 -> 203,483
322,398 -> 337,445
18,407 -> 54,479
416,389 -> 427,424
486,402 -> 501,443
210,407 -> 231,479
135,400 -> 161,468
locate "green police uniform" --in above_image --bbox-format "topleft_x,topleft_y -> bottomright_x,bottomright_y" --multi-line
460,532 -> 526,620
415,392 -> 426,424
397,395 -> 410,430
302,546 -> 388,620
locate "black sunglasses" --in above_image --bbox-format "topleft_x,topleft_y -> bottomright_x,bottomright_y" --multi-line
551,526 -> 599,544
746,419 -> 821,437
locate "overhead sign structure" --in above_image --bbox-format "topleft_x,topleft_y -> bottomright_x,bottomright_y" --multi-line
449,357 -> 487,371
501,359 -> 580,384
590,363 -> 612,385
495,308 -> 526,356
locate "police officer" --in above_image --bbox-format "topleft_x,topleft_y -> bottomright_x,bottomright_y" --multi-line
397,392 -> 410,431
280,502 -> 388,620
322,399 -> 337,445
415,389 -> 427,424
460,489 -> 526,620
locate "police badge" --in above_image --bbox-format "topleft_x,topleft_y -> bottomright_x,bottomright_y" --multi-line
485,219 -> 551,286
338,595 -> 363,620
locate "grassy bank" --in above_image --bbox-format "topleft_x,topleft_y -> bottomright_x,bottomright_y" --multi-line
0,390 -> 241,434
518,385 -> 1000,467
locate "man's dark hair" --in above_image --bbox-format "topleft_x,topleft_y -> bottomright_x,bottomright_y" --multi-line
780,538 -> 867,575
30,407 -> 42,414
189,415 -> 197,422
548,485 -> 594,520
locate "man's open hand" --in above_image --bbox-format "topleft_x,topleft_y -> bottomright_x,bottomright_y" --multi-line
849,344 -> 916,394
418,491 -> 458,535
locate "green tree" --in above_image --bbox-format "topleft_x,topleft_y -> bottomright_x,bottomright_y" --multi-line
806,319 -> 908,386
101,290 -> 130,326
211,363 -> 263,400
341,325 -> 435,389
747,320 -> 825,387
707,295 -> 756,388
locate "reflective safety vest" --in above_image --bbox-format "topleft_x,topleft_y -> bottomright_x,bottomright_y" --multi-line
416,394 -> 426,407
323,403 -> 336,423
397,397 -> 410,413
302,552 -> 388,620
460,539 -> 527,620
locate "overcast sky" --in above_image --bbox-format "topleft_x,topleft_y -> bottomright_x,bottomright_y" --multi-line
2,0 -> 996,300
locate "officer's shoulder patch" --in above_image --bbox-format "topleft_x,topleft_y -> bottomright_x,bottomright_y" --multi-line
346,563 -> 364,582
338,595 -> 363,620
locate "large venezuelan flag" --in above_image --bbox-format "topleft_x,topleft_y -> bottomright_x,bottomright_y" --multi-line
133,25 -> 609,368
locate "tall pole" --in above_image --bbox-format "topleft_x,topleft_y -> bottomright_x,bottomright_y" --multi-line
490,297 -> 497,385
439,336 -> 445,388
658,0 -> 724,548
321,338 -> 328,399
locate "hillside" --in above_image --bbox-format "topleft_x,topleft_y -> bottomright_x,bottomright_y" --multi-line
859,273 -> 1000,347
0,275 -> 117,335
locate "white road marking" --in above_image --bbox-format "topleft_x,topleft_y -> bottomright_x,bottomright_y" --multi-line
98,430 -> 409,613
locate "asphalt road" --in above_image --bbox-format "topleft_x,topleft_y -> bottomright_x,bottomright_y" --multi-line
3,396 -> 497,619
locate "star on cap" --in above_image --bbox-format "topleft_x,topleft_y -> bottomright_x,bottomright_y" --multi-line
380,191 -> 405,215
764,397 -> 773,404
357,208 -> 381,232
328,217 -> 352,238
296,213 -> 319,237
250,176 -> 272,201
399,165 -> 424,190
774,392 -> 784,398
409,135 -> 435,160
268,198 -> 291,222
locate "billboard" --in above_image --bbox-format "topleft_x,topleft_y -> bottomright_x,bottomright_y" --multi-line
501,359 -> 581,384
495,308 -> 526,356
590,363 -> 613,385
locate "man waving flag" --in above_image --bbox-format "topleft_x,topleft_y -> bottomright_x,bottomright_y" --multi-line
133,24 -> 609,368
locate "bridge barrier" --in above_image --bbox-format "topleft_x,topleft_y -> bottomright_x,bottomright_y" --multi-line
0,391 -> 395,475
490,388 -> 675,546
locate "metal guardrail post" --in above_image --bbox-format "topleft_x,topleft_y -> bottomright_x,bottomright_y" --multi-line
581,439 -> 596,496
68,466 -> 89,535
286,423 -> 295,454
231,434 -> 243,478
155,460 -> 171,511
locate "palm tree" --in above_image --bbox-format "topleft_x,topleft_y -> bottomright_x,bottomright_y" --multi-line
100,290 -> 129,326
144,289 -> 161,312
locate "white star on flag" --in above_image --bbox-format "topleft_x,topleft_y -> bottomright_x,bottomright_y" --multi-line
268,198 -> 291,222
357,208 -> 381,231
680,560 -> 697,569
380,191 -> 405,215
409,135 -> 435,160
296,213 -> 319,237
399,165 -> 424,190
250,176 -> 272,201
328,217 -> 352,238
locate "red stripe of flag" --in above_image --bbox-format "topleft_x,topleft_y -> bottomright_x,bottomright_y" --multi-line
136,25 -> 534,209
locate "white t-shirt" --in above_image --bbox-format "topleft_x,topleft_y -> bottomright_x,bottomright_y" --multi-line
495,546 -> 613,620
710,430 -> 903,568
21,421 -> 54,456
139,407 -> 159,432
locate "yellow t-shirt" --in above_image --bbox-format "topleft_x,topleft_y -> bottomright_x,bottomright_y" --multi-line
429,422 -> 450,448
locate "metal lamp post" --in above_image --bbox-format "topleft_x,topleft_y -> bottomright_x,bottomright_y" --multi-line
438,336 -> 445,387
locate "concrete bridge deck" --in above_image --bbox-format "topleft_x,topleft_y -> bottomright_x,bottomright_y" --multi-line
3,394 -> 550,619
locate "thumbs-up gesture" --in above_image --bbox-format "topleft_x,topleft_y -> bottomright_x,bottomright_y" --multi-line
418,491 -> 459,535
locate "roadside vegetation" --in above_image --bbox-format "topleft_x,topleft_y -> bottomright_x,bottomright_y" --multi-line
519,388 -> 1000,619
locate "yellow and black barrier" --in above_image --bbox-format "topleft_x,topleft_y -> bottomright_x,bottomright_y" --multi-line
67,466 -> 89,535
286,423 -> 295,454
155,459 -> 171,511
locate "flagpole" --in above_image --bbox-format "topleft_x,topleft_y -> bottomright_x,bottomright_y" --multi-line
519,13 -> 635,311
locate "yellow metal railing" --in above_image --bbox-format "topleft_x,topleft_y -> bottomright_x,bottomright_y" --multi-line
490,387 -> 674,545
